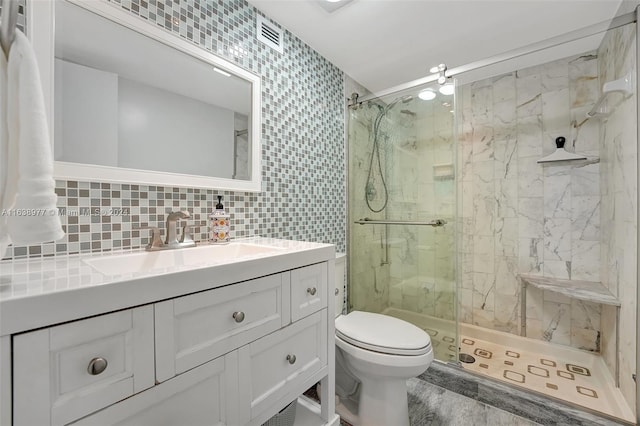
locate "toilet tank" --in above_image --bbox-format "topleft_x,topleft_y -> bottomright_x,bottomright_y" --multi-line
335,253 -> 346,317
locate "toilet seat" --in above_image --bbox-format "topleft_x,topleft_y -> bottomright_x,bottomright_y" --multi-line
335,311 -> 431,356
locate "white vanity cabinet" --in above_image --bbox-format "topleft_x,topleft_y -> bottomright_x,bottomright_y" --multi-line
12,306 -> 156,425
69,353 -> 240,426
154,272 -> 289,382
290,263 -> 327,322
238,310 -> 327,424
3,251 -> 337,426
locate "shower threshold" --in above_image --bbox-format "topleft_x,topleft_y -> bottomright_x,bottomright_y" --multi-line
382,307 -> 635,424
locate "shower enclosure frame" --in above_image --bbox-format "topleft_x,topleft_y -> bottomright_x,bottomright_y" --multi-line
352,12 -> 636,106
346,8 -> 640,424
635,6 -> 640,424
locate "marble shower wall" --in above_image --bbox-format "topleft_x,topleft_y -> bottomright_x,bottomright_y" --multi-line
458,53 -> 604,351
597,24 -> 637,413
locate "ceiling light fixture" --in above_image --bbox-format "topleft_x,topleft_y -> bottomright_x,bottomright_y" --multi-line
316,0 -> 354,13
439,84 -> 454,96
418,89 -> 436,101
430,63 -> 447,84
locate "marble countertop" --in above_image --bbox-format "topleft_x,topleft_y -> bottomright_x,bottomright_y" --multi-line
0,237 -> 334,336
517,274 -> 620,306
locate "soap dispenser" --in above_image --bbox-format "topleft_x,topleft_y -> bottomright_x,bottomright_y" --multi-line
209,196 -> 230,244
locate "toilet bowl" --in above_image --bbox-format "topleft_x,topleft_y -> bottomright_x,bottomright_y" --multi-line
333,255 -> 433,426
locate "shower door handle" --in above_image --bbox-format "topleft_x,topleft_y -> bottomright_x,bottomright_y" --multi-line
354,218 -> 447,227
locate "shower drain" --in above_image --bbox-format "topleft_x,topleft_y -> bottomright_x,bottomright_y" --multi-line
459,353 -> 476,364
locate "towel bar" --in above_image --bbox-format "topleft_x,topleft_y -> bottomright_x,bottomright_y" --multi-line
0,0 -> 18,57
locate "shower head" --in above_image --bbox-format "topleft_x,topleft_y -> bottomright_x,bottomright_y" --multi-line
383,95 -> 413,112
367,95 -> 414,117
382,98 -> 399,111
367,101 -> 384,112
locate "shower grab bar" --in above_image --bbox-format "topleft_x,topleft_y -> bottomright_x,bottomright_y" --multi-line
355,218 -> 447,227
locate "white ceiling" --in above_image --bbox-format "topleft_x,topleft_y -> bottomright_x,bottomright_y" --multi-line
248,0 -> 632,93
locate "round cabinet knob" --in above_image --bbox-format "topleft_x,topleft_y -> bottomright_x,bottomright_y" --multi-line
335,288 -> 339,296
87,357 -> 108,375
286,354 -> 297,365
307,287 -> 317,296
232,311 -> 245,323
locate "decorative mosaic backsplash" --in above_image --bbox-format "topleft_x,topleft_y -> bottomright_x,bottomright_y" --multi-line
2,0 -> 346,260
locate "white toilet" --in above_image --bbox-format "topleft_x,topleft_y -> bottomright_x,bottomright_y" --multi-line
333,254 -> 433,426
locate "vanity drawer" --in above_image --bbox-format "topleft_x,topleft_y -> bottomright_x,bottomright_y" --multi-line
155,273 -> 290,382
13,306 -> 155,426
290,262 -> 328,321
238,309 -> 327,422
69,352 -> 239,426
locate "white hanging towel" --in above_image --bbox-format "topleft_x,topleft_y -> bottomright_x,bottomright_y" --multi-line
1,30 -> 64,257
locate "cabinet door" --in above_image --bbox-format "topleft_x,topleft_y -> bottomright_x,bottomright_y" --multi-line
155,273 -> 289,382
13,306 -> 154,426
291,263 -> 327,322
70,352 -> 239,426
238,309 -> 327,423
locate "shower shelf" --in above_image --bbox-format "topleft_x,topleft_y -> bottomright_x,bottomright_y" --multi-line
586,70 -> 634,119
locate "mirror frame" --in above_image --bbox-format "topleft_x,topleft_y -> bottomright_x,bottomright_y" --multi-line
31,0 -> 262,192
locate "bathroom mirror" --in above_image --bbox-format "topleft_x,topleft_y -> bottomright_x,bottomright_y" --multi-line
40,0 -> 261,191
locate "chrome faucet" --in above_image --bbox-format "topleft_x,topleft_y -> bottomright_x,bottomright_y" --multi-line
142,210 -> 196,251
165,210 -> 190,246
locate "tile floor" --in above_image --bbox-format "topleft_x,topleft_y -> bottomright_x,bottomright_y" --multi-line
406,377 -> 540,426
420,361 -> 628,426
305,379 -> 540,426
458,335 -> 619,419
305,348 -> 627,426
383,308 -> 634,423
324,369 -> 626,426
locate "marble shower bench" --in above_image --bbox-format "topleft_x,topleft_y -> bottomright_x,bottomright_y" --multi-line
517,274 -> 621,384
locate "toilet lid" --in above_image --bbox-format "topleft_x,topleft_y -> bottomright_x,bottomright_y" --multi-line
335,311 -> 431,356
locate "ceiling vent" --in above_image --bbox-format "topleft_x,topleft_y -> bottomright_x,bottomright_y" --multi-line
256,15 -> 283,54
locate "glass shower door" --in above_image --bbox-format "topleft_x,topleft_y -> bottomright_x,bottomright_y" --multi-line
348,82 -> 457,362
